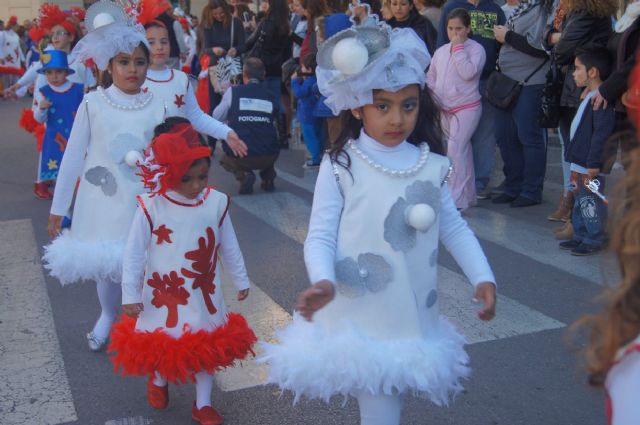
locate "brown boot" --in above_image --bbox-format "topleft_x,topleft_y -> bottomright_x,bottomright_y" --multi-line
554,220 -> 573,240
547,192 -> 573,222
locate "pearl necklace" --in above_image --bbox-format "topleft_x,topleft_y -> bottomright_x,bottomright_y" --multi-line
98,86 -> 153,110
347,140 -> 430,177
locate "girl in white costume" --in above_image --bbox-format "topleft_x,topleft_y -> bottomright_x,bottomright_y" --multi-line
44,0 -> 165,352
109,118 -> 256,425
140,18 -> 248,157
261,18 -> 497,425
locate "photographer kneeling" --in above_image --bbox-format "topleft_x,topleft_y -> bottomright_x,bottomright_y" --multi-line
213,57 -> 280,194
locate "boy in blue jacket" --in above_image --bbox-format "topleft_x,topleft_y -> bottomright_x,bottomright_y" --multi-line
291,53 -> 323,167
561,47 -> 615,256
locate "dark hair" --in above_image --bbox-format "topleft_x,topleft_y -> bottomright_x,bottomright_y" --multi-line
447,8 -> 471,27
301,0 -> 331,22
301,52 -> 317,71
268,0 -> 292,36
329,85 -> 445,170
244,57 -> 267,80
576,46 -> 613,81
100,42 -> 150,88
144,20 -> 168,31
153,116 -> 211,167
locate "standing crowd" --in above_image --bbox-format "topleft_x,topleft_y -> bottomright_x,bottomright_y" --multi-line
1,0 -> 640,425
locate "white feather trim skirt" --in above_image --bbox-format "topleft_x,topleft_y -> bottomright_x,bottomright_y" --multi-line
260,314 -> 470,405
42,230 -> 125,285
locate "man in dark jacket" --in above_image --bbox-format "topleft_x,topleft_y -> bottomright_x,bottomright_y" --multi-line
213,58 -> 280,194
437,0 -> 506,199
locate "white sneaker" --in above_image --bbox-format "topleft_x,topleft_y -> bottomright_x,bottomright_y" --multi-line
86,332 -> 108,352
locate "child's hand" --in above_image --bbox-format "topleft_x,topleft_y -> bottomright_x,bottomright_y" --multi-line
473,282 -> 496,321
39,98 -> 52,110
47,214 -> 63,239
122,303 -> 143,318
296,280 -> 335,321
237,288 -> 250,301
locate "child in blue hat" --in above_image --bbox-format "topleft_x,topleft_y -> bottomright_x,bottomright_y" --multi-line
33,49 -> 84,199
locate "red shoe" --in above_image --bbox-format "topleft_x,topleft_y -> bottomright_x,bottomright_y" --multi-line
34,182 -> 53,200
146,379 -> 169,410
192,402 -> 223,425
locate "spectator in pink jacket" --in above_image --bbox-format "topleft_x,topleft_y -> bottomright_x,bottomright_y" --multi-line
427,8 -> 485,209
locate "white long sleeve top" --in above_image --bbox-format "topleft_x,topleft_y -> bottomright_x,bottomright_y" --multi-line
50,85 -> 143,216
304,131 -> 496,287
146,67 -> 232,140
121,190 -> 251,304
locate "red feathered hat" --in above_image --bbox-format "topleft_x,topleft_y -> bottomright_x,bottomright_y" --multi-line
138,123 -> 211,196
39,3 -> 76,36
137,0 -> 172,26
28,26 -> 46,43
66,7 -> 86,23
8,16 -> 18,27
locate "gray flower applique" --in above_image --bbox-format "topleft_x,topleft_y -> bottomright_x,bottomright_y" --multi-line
335,253 -> 393,298
108,133 -> 147,181
85,166 -> 117,196
384,180 -> 440,252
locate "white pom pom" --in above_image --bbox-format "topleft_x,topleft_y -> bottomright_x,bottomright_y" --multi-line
125,150 -> 143,167
332,37 -> 368,76
405,203 -> 436,232
93,12 -> 115,29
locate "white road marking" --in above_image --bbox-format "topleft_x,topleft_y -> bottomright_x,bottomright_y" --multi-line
104,417 -> 152,425
0,219 -> 77,425
215,272 -> 292,391
275,167 -> 318,194
233,192 -> 566,345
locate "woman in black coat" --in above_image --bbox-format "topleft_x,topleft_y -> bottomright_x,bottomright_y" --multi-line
385,0 -> 436,55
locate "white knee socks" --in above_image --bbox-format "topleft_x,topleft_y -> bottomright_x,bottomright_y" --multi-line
357,392 -> 402,425
195,371 -> 215,409
92,279 -> 121,340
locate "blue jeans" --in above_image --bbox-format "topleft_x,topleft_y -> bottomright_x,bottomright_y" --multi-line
301,120 -> 324,163
571,174 -> 607,247
265,77 -> 285,114
494,84 -> 547,202
471,79 -> 498,192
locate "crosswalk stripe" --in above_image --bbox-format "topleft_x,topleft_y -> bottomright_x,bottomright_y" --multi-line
0,219 -> 77,425
104,417 -> 152,425
215,271 -> 292,391
232,192 -> 565,345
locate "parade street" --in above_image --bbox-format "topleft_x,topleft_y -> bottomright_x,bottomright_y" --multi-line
0,96 -> 618,425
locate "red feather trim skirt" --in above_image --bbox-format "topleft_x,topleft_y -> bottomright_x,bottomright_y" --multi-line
0,66 -> 25,76
108,313 -> 257,383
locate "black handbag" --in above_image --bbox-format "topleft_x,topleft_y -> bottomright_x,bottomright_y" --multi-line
537,58 -> 563,128
486,59 -> 549,110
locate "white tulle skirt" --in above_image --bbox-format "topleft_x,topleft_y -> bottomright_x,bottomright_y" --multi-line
42,230 -> 125,285
260,314 -> 470,405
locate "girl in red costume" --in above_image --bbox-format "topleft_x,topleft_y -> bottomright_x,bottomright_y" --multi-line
109,117 -> 256,425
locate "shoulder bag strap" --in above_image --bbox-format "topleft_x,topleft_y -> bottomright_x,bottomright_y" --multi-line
522,58 -> 549,84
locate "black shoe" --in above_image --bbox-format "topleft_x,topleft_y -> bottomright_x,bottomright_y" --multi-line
261,178 -> 275,192
510,196 -> 540,208
559,240 -> 580,250
239,173 -> 256,195
571,243 -> 602,256
491,193 -> 517,204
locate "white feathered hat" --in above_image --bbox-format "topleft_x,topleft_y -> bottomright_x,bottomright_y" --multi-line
69,0 -> 149,71
316,18 -> 431,115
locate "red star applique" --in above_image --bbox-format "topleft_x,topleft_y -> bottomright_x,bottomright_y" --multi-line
152,225 -> 173,245
5,55 -> 14,63
142,87 -> 149,93
174,94 -> 185,108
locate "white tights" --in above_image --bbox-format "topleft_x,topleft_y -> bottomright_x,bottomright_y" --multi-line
153,371 -> 215,409
357,392 -> 402,425
92,279 -> 121,340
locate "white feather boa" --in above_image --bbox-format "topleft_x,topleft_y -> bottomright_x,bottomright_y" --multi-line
43,230 -> 125,285
259,314 -> 470,405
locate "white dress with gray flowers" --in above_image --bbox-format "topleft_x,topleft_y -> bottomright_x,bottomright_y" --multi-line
44,86 -> 165,285
261,131 -> 495,405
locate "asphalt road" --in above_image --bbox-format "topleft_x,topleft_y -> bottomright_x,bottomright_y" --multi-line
0,96 -> 618,425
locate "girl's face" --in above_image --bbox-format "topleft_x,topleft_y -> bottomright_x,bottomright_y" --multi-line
146,26 -> 170,69
390,0 -> 412,22
44,69 -> 68,87
292,0 -> 305,16
355,85 -> 420,147
447,17 -> 470,42
175,160 -> 210,199
211,7 -> 226,22
108,47 -> 149,94
50,24 -> 74,51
